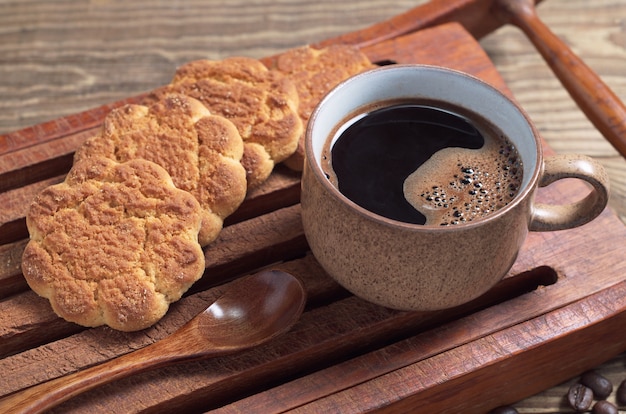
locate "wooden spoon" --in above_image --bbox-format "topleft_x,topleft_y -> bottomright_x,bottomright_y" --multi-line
0,269 -> 306,414
493,0 -> 626,158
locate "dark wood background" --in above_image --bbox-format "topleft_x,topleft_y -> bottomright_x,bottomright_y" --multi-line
1,0 -> 625,411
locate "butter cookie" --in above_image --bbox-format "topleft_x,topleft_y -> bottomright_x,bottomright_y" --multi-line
75,94 -> 247,246
146,56 -> 302,187
22,157 -> 205,332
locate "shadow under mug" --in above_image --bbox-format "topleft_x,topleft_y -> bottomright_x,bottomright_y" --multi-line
301,64 -> 610,311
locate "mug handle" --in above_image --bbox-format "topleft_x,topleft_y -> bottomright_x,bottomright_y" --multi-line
529,154 -> 610,232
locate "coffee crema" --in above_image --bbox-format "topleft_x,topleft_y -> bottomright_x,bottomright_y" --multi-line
322,101 -> 523,226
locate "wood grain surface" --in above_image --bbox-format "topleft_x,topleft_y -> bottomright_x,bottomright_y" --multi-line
1,0 -> 625,412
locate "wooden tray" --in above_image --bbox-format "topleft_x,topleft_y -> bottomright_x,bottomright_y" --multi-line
2,21 -> 626,413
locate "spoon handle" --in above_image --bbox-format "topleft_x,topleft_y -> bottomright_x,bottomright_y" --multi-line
495,0 -> 626,157
0,339 -> 183,414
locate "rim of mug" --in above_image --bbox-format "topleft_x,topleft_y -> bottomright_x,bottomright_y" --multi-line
304,64 -> 543,231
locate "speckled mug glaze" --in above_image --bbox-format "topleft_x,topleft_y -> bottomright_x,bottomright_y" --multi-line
301,65 -> 610,311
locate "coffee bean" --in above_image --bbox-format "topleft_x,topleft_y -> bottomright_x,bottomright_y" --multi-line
488,406 -> 518,414
592,400 -> 618,414
581,370 -> 613,400
568,383 -> 594,411
617,378 -> 626,406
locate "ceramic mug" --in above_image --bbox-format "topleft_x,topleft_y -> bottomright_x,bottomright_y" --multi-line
301,64 -> 610,311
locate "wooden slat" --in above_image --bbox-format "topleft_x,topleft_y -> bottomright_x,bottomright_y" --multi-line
0,263 -> 563,413
218,281 -> 626,413
286,282 -> 626,413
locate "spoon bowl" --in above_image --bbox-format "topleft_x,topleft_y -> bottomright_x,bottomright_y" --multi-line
0,269 -> 306,414
196,270 -> 307,350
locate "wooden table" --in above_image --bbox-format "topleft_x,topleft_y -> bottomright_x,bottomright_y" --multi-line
1,0 -> 626,412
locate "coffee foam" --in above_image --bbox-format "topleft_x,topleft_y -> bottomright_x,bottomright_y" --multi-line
403,134 -> 522,226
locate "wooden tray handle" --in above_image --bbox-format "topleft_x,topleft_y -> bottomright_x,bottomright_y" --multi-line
312,0 -> 546,49
315,0 -> 626,158
495,0 -> 626,158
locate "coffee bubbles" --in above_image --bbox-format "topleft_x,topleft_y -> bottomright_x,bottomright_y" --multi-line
323,101 -> 523,226
404,134 -> 522,226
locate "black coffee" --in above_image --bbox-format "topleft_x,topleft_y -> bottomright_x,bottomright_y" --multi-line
323,102 -> 523,225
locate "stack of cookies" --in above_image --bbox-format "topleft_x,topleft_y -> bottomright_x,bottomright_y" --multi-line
21,45 -> 374,331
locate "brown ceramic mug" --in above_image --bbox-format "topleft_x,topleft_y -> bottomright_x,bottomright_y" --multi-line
301,65 -> 609,311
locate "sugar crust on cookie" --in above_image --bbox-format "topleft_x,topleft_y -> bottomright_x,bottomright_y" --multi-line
22,157 -> 206,332
146,56 -> 302,188
74,94 -> 247,246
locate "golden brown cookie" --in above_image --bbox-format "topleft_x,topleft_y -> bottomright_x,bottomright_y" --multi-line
145,56 -> 302,188
22,157 -> 206,332
272,45 -> 375,171
74,94 -> 247,246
